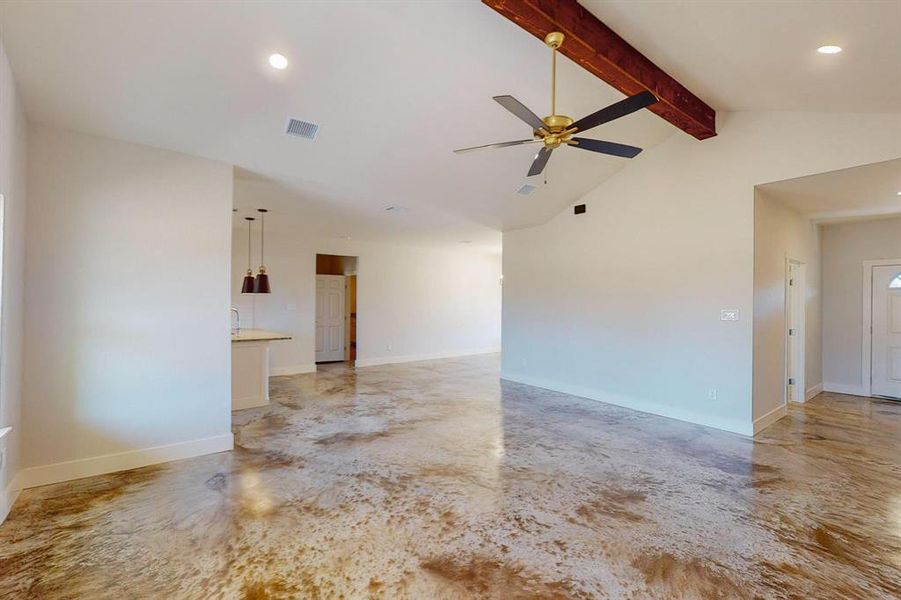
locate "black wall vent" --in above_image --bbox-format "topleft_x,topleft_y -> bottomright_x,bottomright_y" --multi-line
574,204 -> 587,215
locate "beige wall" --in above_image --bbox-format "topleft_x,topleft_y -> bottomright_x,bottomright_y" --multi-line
822,217 -> 901,393
232,179 -> 502,373
752,190 -> 821,421
0,33 -> 28,522
23,126 -> 234,483
503,111 -> 901,436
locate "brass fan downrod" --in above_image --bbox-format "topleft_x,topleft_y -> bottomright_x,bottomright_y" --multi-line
539,32 -> 573,150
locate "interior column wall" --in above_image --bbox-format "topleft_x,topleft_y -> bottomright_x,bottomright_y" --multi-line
22,125 -> 234,485
0,34 -> 28,522
752,189 -> 822,424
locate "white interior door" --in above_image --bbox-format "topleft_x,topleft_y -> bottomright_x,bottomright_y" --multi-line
871,265 -> 901,398
315,275 -> 345,362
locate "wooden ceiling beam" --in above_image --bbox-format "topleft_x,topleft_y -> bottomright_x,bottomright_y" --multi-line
483,0 -> 717,140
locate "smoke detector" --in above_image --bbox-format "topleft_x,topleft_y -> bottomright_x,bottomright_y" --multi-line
285,118 -> 319,140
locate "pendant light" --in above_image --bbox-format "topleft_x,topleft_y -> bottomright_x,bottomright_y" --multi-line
254,208 -> 271,293
241,216 -> 256,293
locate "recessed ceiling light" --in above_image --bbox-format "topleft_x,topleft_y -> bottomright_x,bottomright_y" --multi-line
896,191 -> 901,196
269,53 -> 288,69
817,45 -> 842,55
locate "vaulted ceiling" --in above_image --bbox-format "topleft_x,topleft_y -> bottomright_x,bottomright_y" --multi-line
1,1 -> 897,245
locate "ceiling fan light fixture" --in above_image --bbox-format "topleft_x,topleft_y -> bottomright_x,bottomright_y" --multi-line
452,31 -> 657,178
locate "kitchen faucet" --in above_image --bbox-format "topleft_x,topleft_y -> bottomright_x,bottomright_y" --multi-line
231,308 -> 240,334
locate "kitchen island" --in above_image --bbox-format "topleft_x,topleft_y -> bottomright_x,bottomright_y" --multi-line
231,329 -> 291,410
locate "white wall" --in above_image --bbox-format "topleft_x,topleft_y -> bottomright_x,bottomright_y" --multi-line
0,34 -> 28,522
503,111 -> 901,436
22,126 -> 234,486
822,217 -> 901,393
232,187 -> 502,373
752,190 -> 821,422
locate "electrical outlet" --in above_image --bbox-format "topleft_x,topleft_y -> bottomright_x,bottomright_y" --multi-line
720,309 -> 739,321
708,389 -> 718,401
385,343 -> 392,351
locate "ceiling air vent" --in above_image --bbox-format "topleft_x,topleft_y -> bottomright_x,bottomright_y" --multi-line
285,118 -> 319,140
517,184 -> 536,195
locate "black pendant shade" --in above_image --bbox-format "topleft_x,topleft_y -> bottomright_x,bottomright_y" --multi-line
241,270 -> 256,294
254,208 -> 271,294
254,270 -> 271,294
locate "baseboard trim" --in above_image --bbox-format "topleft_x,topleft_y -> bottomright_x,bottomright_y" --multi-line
500,370 -> 753,436
805,383 -> 824,401
1,471 -> 23,524
823,382 -> 868,397
19,433 -> 234,490
356,347 -> 501,368
270,364 -> 316,376
753,404 -> 788,435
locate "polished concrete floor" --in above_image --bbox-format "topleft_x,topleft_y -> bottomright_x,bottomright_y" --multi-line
1,354 -> 899,599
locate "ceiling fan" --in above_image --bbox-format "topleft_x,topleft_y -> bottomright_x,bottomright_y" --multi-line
454,31 -> 659,177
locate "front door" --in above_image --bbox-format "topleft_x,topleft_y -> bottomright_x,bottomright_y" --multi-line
315,275 -> 345,362
871,265 -> 901,398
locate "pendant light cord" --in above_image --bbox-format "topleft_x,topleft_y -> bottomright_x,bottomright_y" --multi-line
244,216 -> 255,272
257,208 -> 268,269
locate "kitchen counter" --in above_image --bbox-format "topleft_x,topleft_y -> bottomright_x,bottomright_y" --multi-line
231,329 -> 291,410
231,329 -> 292,342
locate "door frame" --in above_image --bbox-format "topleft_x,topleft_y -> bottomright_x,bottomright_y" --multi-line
784,257 -> 806,404
861,258 -> 901,397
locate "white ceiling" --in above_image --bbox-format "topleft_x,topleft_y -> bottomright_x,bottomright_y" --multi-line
1,1 -> 898,245
0,0 -> 677,247
584,0 -> 901,113
759,158 -> 901,222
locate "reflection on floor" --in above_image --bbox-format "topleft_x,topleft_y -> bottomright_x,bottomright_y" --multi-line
1,354 -> 899,598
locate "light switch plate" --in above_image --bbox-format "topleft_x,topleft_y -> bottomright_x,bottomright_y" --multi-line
720,309 -> 739,321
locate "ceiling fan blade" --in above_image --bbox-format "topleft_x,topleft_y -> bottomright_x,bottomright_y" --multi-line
569,137 -> 643,158
569,91 -> 658,134
453,139 -> 541,154
527,146 -> 553,177
493,95 -> 547,131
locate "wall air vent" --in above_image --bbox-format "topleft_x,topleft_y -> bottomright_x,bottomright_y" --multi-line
517,184 -> 536,195
285,118 -> 319,140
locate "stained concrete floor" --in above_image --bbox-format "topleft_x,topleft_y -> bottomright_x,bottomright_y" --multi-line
1,354 -> 899,598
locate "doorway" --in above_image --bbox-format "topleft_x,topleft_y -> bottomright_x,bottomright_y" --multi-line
785,259 -> 806,403
315,254 -> 357,365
